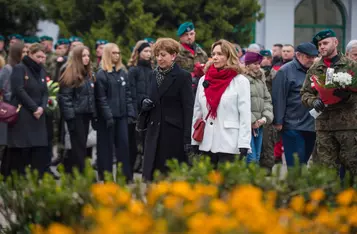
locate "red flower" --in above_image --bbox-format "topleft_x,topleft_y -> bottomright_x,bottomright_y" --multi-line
348,70 -> 355,77
48,99 -> 53,105
46,76 -> 51,82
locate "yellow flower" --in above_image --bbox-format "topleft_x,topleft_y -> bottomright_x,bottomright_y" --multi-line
82,204 -> 95,217
290,195 -> 305,213
163,195 -> 182,210
147,181 -> 170,206
265,191 -> 277,208
90,182 -> 122,206
46,223 -> 75,234
153,218 -> 168,234
128,200 -> 145,215
210,199 -> 229,214
187,212 -> 208,232
207,171 -> 223,185
171,181 -> 192,198
115,189 -> 131,206
31,224 -> 45,234
310,189 -> 325,202
305,202 -> 317,214
337,189 -> 355,206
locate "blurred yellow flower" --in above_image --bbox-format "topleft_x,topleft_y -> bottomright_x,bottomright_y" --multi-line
31,224 -> 45,234
163,195 -> 182,210
337,189 -> 355,206
82,204 -> 95,217
290,195 -> 305,213
210,199 -> 229,214
46,223 -> 75,234
310,189 -> 325,202
171,181 -> 192,198
208,171 -> 223,185
129,200 -> 145,215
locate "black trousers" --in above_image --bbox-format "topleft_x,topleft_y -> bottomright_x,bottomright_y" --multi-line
128,123 -> 138,169
97,117 -> 132,181
1,147 -> 48,177
202,151 -> 235,168
64,114 -> 91,173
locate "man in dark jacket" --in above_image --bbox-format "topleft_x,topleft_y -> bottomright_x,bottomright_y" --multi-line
272,42 -> 318,166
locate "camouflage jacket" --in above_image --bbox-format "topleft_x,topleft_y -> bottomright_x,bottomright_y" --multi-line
300,54 -> 357,131
44,52 -> 57,80
176,44 -> 208,73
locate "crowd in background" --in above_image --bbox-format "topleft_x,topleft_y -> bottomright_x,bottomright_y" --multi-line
1,23 -> 357,181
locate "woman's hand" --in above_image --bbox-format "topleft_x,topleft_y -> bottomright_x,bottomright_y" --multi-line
33,107 -> 44,119
256,118 -> 266,127
252,121 -> 260,129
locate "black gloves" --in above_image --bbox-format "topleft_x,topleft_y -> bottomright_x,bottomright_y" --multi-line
239,148 -> 248,160
142,98 -> 155,112
66,119 -> 76,132
106,118 -> 114,128
333,89 -> 352,100
91,118 -> 98,131
312,99 -> 325,112
184,144 -> 200,155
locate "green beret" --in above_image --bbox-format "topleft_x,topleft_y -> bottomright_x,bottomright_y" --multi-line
177,22 -> 195,37
8,34 -> 23,41
260,50 -> 272,57
0,35 -> 4,41
54,38 -> 70,49
312,29 -> 336,46
40,36 -> 54,42
24,36 -> 40,44
69,36 -> 83,43
95,39 -> 108,49
144,37 -> 156,44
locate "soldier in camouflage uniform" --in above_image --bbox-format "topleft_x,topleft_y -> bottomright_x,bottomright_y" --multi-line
175,22 -> 208,94
301,29 -> 357,175
40,36 -> 57,80
259,50 -> 276,170
92,39 -> 108,72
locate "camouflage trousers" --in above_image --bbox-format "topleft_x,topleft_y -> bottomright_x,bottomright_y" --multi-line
260,124 -> 278,169
315,130 -> 357,175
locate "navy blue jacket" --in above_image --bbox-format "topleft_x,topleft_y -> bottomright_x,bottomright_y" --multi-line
272,58 -> 315,132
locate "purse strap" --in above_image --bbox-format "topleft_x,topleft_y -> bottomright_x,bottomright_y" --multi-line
204,110 -> 211,121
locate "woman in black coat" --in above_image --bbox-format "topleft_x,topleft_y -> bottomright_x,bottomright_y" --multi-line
5,43 -> 48,176
139,38 -> 194,180
127,40 -> 153,171
95,43 -> 135,181
58,45 -> 95,173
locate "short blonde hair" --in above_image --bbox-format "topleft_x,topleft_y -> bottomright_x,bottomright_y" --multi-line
0,56 -> 5,70
205,39 -> 244,73
152,38 -> 180,56
101,43 -> 124,72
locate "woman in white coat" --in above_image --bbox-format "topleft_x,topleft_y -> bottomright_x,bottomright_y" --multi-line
192,39 -> 251,165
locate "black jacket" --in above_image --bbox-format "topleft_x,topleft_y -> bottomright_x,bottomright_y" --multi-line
95,68 -> 135,120
7,56 -> 49,147
142,63 -> 194,180
272,58 -> 315,131
128,60 -> 152,116
58,74 -> 96,121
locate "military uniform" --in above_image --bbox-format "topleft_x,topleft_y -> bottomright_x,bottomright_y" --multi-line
301,54 -> 357,174
176,44 -> 208,73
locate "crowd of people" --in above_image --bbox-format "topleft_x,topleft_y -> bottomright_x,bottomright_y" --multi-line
1,23 -> 357,181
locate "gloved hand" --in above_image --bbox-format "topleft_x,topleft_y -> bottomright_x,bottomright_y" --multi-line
312,99 -> 325,112
141,98 -> 155,112
106,118 -> 114,128
333,89 -> 352,100
239,148 -> 249,160
66,119 -> 76,132
91,118 -> 98,131
128,116 -> 136,124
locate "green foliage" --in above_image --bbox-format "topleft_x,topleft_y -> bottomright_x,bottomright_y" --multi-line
42,0 -> 263,63
0,0 -> 46,36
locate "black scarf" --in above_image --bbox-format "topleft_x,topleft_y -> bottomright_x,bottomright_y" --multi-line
22,55 -> 43,78
138,59 -> 152,68
155,62 -> 175,87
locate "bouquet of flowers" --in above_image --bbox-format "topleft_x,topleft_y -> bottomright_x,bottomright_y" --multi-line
311,68 -> 357,105
46,78 -> 59,111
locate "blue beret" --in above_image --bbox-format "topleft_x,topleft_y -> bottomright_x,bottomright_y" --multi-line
55,38 -> 70,49
95,39 -> 108,49
144,37 -> 156,43
8,34 -> 23,41
260,50 -> 272,57
296,42 -> 319,57
69,36 -> 83,43
177,22 -> 195,37
0,35 -> 4,41
24,36 -> 40,44
40,36 -> 54,41
312,29 -> 336,46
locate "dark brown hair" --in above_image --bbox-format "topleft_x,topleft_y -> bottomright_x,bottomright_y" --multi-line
152,38 -> 180,56
8,42 -> 25,67
59,46 -> 93,87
